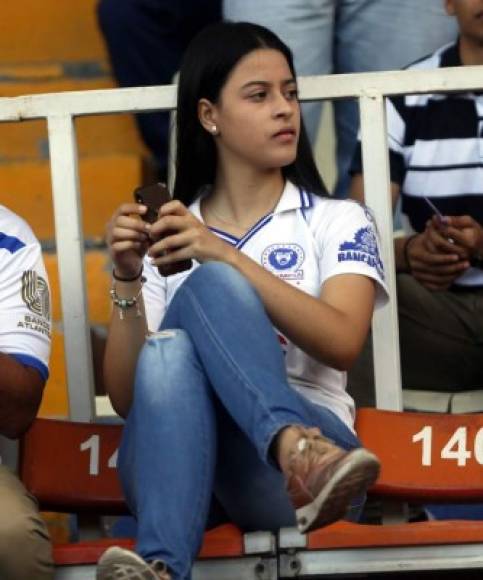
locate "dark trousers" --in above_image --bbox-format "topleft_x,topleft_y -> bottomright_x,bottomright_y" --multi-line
348,273 -> 483,407
97,0 -> 221,178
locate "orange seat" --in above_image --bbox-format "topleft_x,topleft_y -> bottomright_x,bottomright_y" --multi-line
357,408 -> 483,502
307,519 -> 483,550
20,418 -> 125,514
53,523 -> 244,566
20,418 -> 275,578
278,408 -> 483,577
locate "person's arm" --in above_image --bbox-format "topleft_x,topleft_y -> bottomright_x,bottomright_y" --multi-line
150,201 -> 377,372
225,253 -> 375,370
103,203 -> 152,417
0,354 -> 45,439
103,278 -> 149,417
0,221 -> 51,437
350,174 -> 469,289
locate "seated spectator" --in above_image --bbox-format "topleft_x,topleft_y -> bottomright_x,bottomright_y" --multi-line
0,205 -> 54,579
348,0 -> 483,406
224,0 -> 456,197
96,21 -> 387,580
97,0 -> 221,181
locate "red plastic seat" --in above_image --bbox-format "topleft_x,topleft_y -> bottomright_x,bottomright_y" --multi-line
53,523 -> 244,566
278,408 -> 483,577
20,418 -> 271,576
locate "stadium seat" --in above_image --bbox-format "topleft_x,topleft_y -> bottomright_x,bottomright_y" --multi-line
278,408 -> 483,577
20,418 -> 277,580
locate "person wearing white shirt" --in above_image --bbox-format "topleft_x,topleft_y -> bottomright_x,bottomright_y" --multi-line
98,22 -> 387,580
0,205 -> 53,580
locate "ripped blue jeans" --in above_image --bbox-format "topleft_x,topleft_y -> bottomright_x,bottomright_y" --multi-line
118,262 -> 363,580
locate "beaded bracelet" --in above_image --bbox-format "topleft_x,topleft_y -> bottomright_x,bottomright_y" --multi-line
110,276 -> 146,319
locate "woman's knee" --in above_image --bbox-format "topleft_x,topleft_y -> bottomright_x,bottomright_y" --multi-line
134,329 -> 205,406
140,328 -> 195,365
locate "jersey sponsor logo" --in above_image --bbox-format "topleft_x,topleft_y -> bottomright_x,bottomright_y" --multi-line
338,226 -> 385,280
21,270 -> 51,319
262,244 -> 305,280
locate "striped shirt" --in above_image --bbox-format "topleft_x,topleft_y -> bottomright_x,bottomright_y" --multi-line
351,40 -> 483,286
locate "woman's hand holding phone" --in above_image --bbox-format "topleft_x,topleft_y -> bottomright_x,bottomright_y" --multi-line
148,199 -> 236,270
132,182 -> 236,275
106,203 -> 151,279
134,183 -> 192,276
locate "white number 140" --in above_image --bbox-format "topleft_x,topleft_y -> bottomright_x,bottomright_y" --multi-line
412,426 -> 483,467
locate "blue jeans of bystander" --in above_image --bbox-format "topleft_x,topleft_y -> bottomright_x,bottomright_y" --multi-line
224,0 -> 456,197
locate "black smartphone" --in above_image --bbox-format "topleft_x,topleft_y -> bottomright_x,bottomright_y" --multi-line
134,182 -> 171,224
133,182 -> 192,276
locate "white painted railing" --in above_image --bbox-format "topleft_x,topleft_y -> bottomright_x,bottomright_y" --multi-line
1,65 -> 482,421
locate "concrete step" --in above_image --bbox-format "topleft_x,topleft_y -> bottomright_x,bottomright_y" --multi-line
0,78 -> 147,161
0,153 -> 150,241
1,0 -> 108,65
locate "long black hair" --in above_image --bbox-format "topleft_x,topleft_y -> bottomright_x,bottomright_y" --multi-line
173,21 -> 328,205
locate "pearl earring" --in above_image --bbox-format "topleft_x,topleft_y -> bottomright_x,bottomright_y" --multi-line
211,125 -> 218,135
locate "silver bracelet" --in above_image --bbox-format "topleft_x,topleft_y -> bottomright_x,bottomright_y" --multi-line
110,276 -> 146,320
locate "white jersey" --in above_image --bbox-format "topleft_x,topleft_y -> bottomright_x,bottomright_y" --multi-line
142,181 -> 388,429
0,206 -> 51,380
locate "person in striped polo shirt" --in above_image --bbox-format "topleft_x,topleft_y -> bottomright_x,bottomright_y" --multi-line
349,0 -> 483,404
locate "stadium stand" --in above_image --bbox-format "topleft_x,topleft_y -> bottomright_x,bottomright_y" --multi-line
0,0 -> 152,548
20,418 -> 277,579
0,0 -> 154,421
1,2 -> 483,577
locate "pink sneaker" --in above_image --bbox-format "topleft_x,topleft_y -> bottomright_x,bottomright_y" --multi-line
286,427 -> 380,533
96,546 -> 171,580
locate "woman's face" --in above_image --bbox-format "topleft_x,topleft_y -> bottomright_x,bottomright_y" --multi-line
206,48 -> 301,172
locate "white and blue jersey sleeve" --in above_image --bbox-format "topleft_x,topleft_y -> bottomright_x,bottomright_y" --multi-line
314,200 -> 388,307
0,207 -> 51,380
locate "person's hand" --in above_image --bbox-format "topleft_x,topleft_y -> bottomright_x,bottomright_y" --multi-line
106,203 -> 151,278
405,230 -> 469,291
148,200 -> 235,267
432,215 -> 483,260
424,216 -> 469,260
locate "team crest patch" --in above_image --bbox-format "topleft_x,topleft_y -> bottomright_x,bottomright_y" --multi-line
21,270 -> 50,319
338,227 -> 384,280
262,244 -> 304,280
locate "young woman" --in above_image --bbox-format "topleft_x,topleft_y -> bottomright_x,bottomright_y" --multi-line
97,21 -> 387,580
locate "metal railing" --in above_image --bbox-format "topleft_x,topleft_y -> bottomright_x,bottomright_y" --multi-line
1,65 -> 482,421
